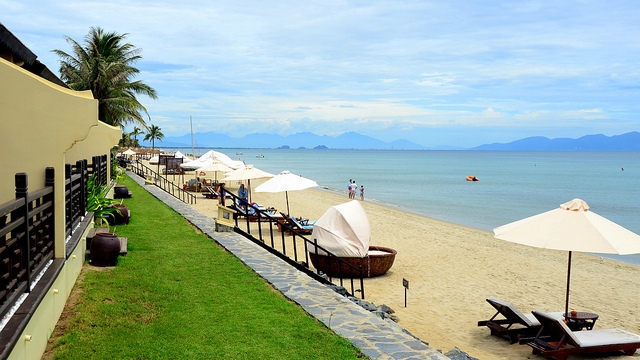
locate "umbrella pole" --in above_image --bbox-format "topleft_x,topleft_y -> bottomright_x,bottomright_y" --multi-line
285,191 -> 290,215
565,251 -> 572,317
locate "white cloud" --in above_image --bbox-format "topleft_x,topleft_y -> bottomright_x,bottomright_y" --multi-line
2,0 -> 639,147
481,108 -> 502,119
562,108 -> 608,120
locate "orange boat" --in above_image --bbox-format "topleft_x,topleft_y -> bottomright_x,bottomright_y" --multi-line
466,175 -> 479,181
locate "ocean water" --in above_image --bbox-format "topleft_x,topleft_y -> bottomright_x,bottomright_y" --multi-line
164,148 -> 640,265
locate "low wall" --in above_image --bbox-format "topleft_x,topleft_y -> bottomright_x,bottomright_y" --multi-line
4,216 -> 92,360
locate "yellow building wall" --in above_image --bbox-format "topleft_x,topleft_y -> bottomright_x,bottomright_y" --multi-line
66,121 -> 122,188
0,57 -> 120,360
0,58 -> 120,257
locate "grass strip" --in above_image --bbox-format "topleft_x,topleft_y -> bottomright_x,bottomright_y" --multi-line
49,175 -> 365,359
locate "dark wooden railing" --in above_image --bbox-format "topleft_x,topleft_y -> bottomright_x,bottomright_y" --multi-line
227,192 -> 366,299
89,154 -> 108,186
64,156 -> 108,239
0,154 -> 107,358
65,161 -> 86,239
0,169 -> 55,320
129,161 -> 197,204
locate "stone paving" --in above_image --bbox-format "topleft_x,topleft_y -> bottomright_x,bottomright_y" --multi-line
129,173 -> 450,359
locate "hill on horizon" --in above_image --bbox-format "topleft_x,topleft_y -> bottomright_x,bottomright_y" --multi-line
141,130 -> 640,151
142,131 -> 427,150
472,132 -> 640,151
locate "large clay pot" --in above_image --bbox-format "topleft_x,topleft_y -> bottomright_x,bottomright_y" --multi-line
114,185 -> 130,199
107,204 -> 129,225
90,232 -> 121,266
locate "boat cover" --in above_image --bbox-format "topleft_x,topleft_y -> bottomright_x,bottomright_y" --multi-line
310,200 -> 370,257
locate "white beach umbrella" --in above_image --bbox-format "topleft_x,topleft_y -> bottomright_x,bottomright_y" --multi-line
196,161 -> 234,181
254,170 -> 318,215
123,149 -> 136,156
174,151 -> 191,160
222,165 -> 274,201
493,198 -> 640,316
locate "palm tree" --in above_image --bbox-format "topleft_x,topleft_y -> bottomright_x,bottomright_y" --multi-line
119,131 -> 132,148
144,125 -> 164,150
53,27 -> 158,129
130,126 -> 144,147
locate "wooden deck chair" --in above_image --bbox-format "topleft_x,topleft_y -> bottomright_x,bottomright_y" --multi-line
203,186 -> 232,200
478,298 -> 561,343
280,212 -> 314,235
526,310 -> 640,360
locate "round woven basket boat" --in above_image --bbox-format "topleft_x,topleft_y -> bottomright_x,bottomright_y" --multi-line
308,245 -> 396,278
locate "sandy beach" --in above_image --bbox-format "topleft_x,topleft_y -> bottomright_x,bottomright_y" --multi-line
180,175 -> 640,360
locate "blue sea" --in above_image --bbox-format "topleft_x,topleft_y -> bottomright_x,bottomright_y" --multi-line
163,148 -> 640,265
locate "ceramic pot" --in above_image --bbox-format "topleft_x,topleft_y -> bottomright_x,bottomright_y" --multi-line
90,232 -> 120,266
108,204 -> 129,225
114,185 -> 130,199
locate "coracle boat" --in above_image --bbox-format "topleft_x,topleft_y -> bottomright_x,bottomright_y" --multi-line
309,245 -> 396,278
308,200 -> 396,278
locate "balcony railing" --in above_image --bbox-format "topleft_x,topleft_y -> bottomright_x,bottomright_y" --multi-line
0,169 -> 55,320
226,192 -> 366,299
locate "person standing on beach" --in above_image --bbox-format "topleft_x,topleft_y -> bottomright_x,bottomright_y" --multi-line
350,180 -> 357,200
348,179 -> 353,198
360,185 -> 364,201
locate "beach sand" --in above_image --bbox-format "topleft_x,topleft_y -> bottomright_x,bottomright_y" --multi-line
184,177 -> 640,360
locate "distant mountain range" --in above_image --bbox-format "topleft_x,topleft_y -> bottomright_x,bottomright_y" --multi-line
142,131 -> 640,151
472,132 -> 640,151
142,131 -> 427,150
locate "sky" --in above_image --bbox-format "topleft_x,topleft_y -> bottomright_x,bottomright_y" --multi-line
3,1 -> 640,148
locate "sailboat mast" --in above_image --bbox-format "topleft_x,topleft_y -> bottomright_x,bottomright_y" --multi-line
190,115 -> 195,158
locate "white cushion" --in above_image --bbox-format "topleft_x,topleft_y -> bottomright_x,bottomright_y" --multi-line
574,328 -> 640,347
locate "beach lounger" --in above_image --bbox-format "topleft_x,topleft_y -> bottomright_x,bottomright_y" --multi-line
203,186 -> 231,200
525,310 -> 640,360
478,298 -> 563,343
280,213 -> 315,235
229,203 -> 282,222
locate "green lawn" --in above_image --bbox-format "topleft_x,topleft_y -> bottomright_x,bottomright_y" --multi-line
49,175 -> 364,359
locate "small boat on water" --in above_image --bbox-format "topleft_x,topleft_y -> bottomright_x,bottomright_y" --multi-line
466,175 -> 479,181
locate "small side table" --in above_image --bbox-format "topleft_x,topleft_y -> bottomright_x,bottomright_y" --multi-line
565,312 -> 599,331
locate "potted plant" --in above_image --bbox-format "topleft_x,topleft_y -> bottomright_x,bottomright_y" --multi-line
112,165 -> 131,199
87,173 -> 119,227
87,173 -> 122,266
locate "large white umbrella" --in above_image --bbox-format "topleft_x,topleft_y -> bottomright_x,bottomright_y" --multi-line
180,150 -> 244,171
254,170 -> 318,215
123,149 -> 136,156
196,161 -> 234,182
222,165 -> 274,201
174,151 -> 191,160
493,198 -> 640,316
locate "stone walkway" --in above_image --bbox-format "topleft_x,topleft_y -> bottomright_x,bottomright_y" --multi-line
129,173 -> 450,359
